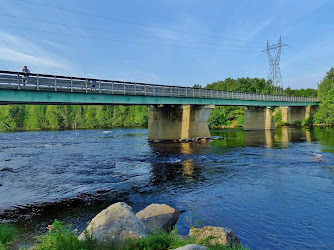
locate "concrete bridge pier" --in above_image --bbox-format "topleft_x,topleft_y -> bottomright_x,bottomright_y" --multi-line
244,106 -> 275,130
148,105 -> 214,140
281,105 -> 318,124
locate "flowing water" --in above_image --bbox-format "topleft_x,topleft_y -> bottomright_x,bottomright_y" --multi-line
1,127 -> 334,249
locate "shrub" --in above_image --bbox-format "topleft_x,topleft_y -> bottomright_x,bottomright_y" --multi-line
32,220 -> 248,250
273,109 -> 282,123
0,224 -> 17,250
293,120 -> 302,126
275,120 -> 286,127
34,220 -> 85,250
301,114 -> 314,126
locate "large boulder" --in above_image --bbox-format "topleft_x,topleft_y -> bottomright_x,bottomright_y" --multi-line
175,244 -> 208,250
188,226 -> 240,247
78,202 -> 148,243
136,204 -> 179,233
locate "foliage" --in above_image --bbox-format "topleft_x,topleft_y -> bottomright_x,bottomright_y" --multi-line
31,220 -> 247,250
206,77 -> 273,128
301,114 -> 314,126
185,205 -> 204,229
34,220 -> 85,250
126,228 -> 195,250
283,87 -> 317,97
205,77 -> 273,94
273,109 -> 282,123
314,68 -> 334,124
0,105 -> 148,131
293,120 -> 302,126
0,224 -> 17,250
273,108 -> 287,126
275,120 -> 286,127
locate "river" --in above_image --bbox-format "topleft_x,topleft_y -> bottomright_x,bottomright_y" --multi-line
1,127 -> 334,249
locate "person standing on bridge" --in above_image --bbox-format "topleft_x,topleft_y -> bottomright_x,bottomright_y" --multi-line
21,66 -> 30,86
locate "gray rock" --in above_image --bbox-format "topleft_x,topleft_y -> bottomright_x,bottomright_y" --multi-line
188,226 -> 240,247
79,202 -> 148,243
175,244 -> 208,250
136,204 -> 179,233
0,167 -> 13,172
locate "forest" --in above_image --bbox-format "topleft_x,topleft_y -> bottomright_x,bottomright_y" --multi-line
0,73 -> 325,131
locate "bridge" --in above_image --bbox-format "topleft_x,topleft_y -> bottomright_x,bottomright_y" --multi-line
0,70 -> 319,140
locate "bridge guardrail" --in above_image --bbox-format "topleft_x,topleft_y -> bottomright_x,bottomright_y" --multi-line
0,70 -> 318,103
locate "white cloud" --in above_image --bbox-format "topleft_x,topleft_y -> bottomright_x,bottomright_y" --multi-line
42,40 -> 65,49
240,18 -> 273,43
0,30 -> 72,74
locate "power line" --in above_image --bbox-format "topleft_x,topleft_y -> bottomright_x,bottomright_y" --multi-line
0,13 -> 263,49
0,24 -> 260,53
16,0 -> 263,44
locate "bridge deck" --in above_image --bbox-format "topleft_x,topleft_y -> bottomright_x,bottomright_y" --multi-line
0,70 -> 318,106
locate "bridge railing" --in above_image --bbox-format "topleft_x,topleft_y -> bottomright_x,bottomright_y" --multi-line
0,70 -> 318,103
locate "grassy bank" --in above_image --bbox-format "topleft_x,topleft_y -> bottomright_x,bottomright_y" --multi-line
0,224 -> 17,250
0,221 -> 248,250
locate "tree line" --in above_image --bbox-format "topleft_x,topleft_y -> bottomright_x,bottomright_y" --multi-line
0,105 -> 148,131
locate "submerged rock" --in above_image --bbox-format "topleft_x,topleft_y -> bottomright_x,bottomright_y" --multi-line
175,244 -> 208,250
78,202 -> 148,243
136,204 -> 179,233
0,167 -> 13,172
188,226 -> 240,247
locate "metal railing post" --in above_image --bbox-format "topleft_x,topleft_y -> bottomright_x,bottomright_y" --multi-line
55,76 -> 57,91
185,87 -> 188,97
124,82 -> 126,95
36,74 -> 39,90
134,83 -> 136,95
99,80 -> 101,93
112,81 -> 114,94
85,79 -> 87,93
17,73 -> 20,89
193,88 -> 195,98
153,85 -> 156,96
70,78 -> 73,92
162,86 -> 164,97
170,86 -> 172,97
145,84 -> 147,96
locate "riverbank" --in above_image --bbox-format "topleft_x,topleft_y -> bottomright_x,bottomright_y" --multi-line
1,202 -> 246,250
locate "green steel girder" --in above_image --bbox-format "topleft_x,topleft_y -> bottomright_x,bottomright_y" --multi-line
0,89 -> 319,107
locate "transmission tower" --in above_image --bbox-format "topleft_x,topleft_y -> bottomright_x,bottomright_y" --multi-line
262,36 -> 288,94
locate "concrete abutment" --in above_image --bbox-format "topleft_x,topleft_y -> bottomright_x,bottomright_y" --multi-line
281,105 -> 318,124
148,104 -> 319,139
244,107 -> 275,130
148,105 -> 214,140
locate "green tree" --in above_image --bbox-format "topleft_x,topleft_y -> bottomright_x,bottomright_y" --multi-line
314,68 -> 334,124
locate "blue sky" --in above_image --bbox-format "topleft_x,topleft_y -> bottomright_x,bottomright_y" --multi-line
0,0 -> 333,89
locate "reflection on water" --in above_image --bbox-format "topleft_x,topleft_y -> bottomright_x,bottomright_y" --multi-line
211,126 -> 315,149
1,127 -> 334,249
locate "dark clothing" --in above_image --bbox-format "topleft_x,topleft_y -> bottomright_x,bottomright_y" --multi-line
21,68 -> 30,85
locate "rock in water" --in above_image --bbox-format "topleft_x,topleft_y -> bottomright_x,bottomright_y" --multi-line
136,204 -> 180,233
175,244 -> 208,250
188,226 -> 240,247
78,202 -> 148,243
